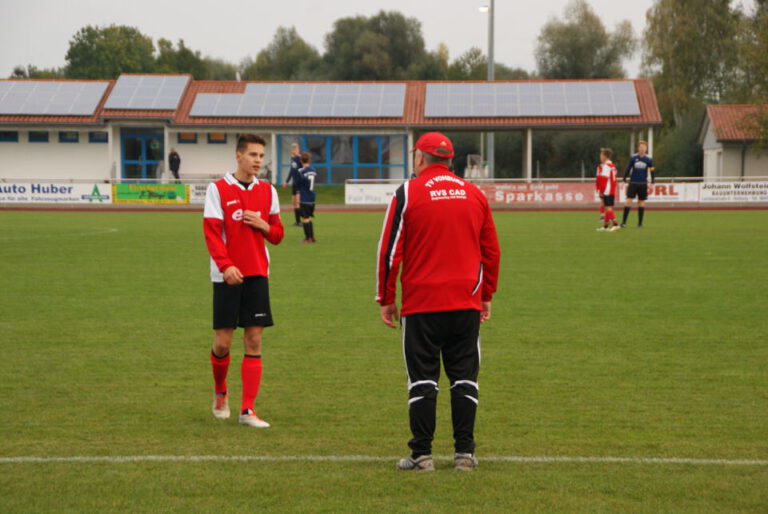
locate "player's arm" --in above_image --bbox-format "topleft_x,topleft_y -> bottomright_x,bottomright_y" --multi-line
202,183 -> 238,281
648,157 -> 656,184
479,200 -> 501,314
264,185 -> 284,245
376,185 -> 407,327
623,157 -> 633,182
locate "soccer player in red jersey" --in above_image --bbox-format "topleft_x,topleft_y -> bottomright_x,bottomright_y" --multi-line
202,134 -> 284,428
376,132 -> 501,472
595,147 -> 619,232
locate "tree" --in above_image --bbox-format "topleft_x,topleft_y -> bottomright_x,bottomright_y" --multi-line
643,0 -> 739,127
10,65 -> 64,79
241,26 -> 322,80
731,1 -> 768,103
64,25 -> 155,79
155,39 -> 208,79
323,11 -> 427,80
535,0 -> 635,79
203,57 -> 238,80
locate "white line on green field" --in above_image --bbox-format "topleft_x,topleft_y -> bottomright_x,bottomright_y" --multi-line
0,455 -> 766,466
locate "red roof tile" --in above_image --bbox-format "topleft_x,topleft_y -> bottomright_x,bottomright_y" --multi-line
707,105 -> 767,142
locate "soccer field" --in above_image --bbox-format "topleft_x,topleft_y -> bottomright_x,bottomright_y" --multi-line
0,209 -> 766,512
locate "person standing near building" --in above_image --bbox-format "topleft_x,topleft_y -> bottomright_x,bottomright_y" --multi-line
168,147 -> 181,182
203,134 -> 284,428
376,132 -> 501,472
297,152 -> 317,243
283,143 -> 303,227
596,148 -> 619,232
622,140 -> 655,228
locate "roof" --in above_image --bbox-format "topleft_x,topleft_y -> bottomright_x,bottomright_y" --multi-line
0,75 -> 662,129
705,105 -> 768,142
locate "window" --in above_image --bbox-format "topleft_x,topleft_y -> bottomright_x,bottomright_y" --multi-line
0,131 -> 19,142
59,131 -> 79,143
28,131 -> 49,143
178,132 -> 197,144
208,132 -> 227,144
89,131 -> 108,143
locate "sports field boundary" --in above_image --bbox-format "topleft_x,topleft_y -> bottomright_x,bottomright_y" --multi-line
1,454 -> 766,466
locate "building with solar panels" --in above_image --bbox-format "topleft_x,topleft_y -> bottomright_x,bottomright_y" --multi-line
0,74 -> 661,184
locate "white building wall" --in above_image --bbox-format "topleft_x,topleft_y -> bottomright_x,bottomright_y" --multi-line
0,128 -> 110,180
168,132 -> 274,182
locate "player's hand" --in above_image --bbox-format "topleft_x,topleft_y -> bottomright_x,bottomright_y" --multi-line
480,301 -> 491,323
380,303 -> 399,329
244,210 -> 270,234
223,266 -> 243,285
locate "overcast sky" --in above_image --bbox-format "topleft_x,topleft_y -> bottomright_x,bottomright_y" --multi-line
0,0 -> 756,79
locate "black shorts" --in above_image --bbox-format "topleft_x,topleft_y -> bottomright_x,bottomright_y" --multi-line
601,195 -> 615,207
626,183 -> 648,200
213,275 -> 273,330
291,184 -> 300,196
299,203 -> 315,218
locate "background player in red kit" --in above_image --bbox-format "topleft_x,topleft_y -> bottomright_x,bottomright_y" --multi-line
595,147 -> 619,232
203,134 -> 284,428
376,132 -> 501,472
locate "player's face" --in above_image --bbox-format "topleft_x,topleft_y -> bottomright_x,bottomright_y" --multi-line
638,143 -> 647,155
236,143 -> 265,176
291,146 -> 300,156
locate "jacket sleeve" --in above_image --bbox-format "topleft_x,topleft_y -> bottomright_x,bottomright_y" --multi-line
202,183 -> 235,273
264,185 -> 284,245
479,200 -> 501,302
375,184 -> 407,305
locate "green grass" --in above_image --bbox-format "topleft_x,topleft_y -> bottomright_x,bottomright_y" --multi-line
0,209 -> 766,512
275,184 -> 345,205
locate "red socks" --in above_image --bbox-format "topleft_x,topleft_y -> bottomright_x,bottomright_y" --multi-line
241,355 -> 263,413
210,351 -> 230,395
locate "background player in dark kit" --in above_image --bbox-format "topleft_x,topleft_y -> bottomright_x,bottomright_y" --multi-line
622,140 -> 655,227
283,143 -> 303,226
297,152 -> 317,243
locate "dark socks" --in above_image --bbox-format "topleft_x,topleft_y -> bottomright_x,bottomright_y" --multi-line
622,206 -> 630,225
638,207 -> 645,226
302,222 -> 310,239
307,221 -> 314,239
294,208 -> 301,224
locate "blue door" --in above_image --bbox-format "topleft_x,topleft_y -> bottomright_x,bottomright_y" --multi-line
121,130 -> 164,181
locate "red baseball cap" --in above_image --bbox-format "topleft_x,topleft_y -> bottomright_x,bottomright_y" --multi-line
412,132 -> 454,159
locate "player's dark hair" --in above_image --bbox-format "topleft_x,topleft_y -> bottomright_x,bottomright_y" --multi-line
300,151 -> 311,164
600,147 -> 613,160
236,133 -> 266,153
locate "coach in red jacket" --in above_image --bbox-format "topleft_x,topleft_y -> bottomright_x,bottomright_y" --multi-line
376,132 -> 501,472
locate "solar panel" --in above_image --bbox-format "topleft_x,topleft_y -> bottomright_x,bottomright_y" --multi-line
104,75 -> 189,110
0,81 -> 109,115
190,83 -> 407,118
424,81 -> 641,117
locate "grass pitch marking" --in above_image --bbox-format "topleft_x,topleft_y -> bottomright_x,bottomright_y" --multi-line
1,455 -> 766,466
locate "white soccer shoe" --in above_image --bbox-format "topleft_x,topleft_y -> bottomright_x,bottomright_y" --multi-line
596,227 -> 607,231
454,453 -> 478,472
609,225 -> 621,232
238,409 -> 270,428
212,392 -> 230,420
396,455 -> 434,472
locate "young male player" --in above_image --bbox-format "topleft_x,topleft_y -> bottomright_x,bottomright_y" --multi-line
596,148 -> 619,232
283,143 -> 303,227
203,134 -> 284,428
376,132 -> 501,472
297,152 -> 317,243
622,140 -> 655,228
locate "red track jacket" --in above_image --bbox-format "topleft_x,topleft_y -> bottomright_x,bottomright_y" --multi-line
203,173 -> 284,282
376,164 -> 501,315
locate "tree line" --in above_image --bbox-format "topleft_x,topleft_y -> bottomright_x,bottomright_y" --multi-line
10,1 -> 768,177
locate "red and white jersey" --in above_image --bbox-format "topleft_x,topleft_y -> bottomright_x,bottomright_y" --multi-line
595,160 -> 617,196
203,173 -> 284,282
376,164 -> 501,316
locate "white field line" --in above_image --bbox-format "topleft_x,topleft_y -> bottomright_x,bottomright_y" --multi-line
0,455 -> 766,466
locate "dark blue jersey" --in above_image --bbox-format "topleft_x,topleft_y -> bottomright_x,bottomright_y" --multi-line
625,154 -> 655,184
285,155 -> 303,185
298,166 -> 317,203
